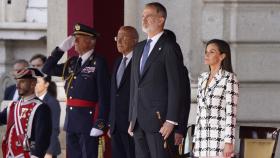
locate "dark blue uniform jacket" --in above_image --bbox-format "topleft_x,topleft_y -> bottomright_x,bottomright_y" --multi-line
42,47 -> 110,133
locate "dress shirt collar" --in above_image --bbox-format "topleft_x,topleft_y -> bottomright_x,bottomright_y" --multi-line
147,31 -> 164,55
79,49 -> 94,65
122,51 -> 133,67
38,91 -> 47,100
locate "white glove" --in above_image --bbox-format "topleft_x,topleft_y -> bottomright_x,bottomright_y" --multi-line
31,155 -> 39,158
90,128 -> 104,137
58,36 -> 75,52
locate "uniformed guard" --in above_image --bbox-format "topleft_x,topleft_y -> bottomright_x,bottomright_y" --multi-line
0,68 -> 52,158
42,23 -> 110,158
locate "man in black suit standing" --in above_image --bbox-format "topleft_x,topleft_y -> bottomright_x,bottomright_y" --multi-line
109,26 -> 138,158
164,29 -> 191,157
128,2 -> 184,158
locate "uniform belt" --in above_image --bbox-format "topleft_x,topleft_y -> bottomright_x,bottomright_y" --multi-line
67,99 -> 97,107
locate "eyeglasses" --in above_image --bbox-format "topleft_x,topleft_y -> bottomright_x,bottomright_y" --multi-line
114,36 -> 131,42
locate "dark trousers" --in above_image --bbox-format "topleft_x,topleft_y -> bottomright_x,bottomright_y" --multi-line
133,123 -> 170,158
66,132 -> 98,158
111,129 -> 135,158
168,133 -> 185,158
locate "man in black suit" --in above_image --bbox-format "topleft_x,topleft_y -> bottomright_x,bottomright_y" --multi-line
164,29 -> 191,157
109,26 -> 138,158
128,2 -> 184,158
4,59 -> 29,101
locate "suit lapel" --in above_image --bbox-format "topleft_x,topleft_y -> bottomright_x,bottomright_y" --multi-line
113,57 -> 122,90
204,69 -> 224,97
135,42 -> 146,81
140,34 -> 165,79
200,73 -> 209,99
118,61 -> 131,90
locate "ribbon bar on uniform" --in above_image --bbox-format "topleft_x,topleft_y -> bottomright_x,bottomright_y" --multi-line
67,99 -> 97,107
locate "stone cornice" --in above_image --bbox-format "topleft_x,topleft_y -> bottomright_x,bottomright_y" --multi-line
0,22 -> 47,40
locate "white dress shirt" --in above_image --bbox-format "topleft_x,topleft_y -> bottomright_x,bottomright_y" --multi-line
79,49 -> 94,66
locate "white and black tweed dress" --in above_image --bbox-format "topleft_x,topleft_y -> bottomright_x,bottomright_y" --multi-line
193,69 -> 239,157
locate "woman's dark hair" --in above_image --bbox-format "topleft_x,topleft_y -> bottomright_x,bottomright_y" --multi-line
30,54 -> 47,63
43,76 -> 57,98
206,39 -> 233,73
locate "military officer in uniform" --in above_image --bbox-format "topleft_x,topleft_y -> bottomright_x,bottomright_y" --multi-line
42,23 -> 110,158
0,68 -> 52,158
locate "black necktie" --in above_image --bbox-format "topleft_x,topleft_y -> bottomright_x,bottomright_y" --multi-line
75,57 -> 82,72
116,57 -> 127,87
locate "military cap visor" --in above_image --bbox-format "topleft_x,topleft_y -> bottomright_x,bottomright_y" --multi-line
15,68 -> 44,79
73,23 -> 100,37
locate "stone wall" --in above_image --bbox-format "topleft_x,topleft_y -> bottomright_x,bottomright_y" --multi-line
0,0 -> 48,102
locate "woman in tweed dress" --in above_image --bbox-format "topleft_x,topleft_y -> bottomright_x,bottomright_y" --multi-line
193,39 -> 239,158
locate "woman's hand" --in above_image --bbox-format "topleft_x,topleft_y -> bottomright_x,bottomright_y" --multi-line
224,143 -> 234,157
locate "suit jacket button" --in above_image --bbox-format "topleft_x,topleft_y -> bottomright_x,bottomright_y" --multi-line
70,86 -> 73,89
74,76 -> 77,79
69,96 -> 72,99
116,94 -> 119,97
70,107 -> 73,110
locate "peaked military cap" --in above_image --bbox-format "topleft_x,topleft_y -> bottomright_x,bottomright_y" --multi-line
73,23 -> 100,37
15,68 -> 44,79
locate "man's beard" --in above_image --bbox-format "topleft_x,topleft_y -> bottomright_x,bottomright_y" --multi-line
142,24 -> 150,34
18,88 -> 31,97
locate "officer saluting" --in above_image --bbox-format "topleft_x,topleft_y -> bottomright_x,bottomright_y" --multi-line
42,23 -> 110,158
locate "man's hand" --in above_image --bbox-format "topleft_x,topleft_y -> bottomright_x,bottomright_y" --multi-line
128,122 -> 133,136
31,155 -> 39,158
58,36 -> 75,52
223,143 -> 234,157
107,129 -> 111,138
44,153 -> 52,158
159,121 -> 174,140
90,128 -> 103,137
174,133 -> 184,145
